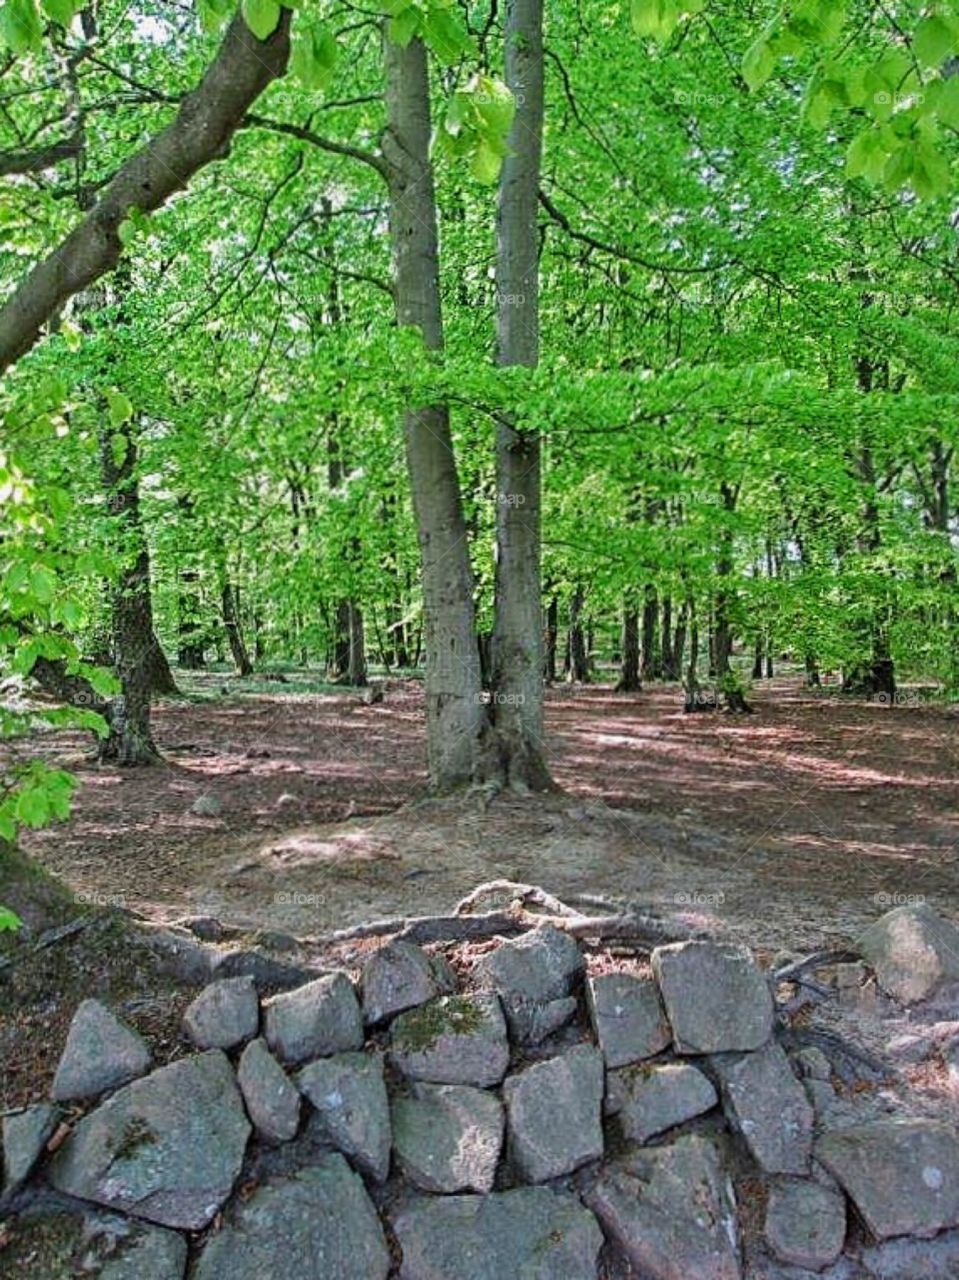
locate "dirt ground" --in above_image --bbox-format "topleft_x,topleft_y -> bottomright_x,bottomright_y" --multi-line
16,674 -> 959,955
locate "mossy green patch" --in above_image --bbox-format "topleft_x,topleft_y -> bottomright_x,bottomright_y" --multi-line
392,995 -> 486,1053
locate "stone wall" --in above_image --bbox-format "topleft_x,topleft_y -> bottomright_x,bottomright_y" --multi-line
3,905 -> 959,1278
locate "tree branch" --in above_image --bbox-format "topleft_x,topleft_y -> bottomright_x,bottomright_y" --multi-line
242,112 -> 390,181
0,11 -> 291,373
0,129 -> 84,175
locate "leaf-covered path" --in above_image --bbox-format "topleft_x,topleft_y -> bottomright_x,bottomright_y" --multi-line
19,676 -> 959,953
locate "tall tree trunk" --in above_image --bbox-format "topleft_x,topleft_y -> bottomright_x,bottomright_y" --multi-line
383,31 -> 483,789
616,601 -> 641,692
488,0 -> 549,790
641,585 -> 659,680
221,579 -> 253,677
98,421 -> 160,764
544,596 -> 558,684
567,587 -> 590,683
670,602 -> 688,681
661,595 -> 674,678
714,481 -> 751,712
177,567 -> 206,669
683,608 -> 702,713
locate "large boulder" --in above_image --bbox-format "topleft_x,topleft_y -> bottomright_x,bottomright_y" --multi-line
183,976 -> 259,1050
392,1186 -> 603,1280
192,1157 -> 389,1280
361,940 -> 456,1026
857,905 -> 959,1005
2,1103 -> 58,1196
49,1050 -> 250,1229
264,972 -> 363,1064
816,1118 -> 959,1240
392,1083 -> 504,1194
390,994 -> 509,1087
862,1230 -> 959,1278
474,924 -> 584,1042
298,1052 -> 391,1183
606,1062 -> 717,1143
712,1040 -> 813,1175
586,972 -> 671,1068
651,942 -> 773,1054
503,1043 -> 604,1183
51,1000 -> 152,1101
587,1135 -> 740,1280
764,1177 -> 846,1271
237,1037 -> 301,1143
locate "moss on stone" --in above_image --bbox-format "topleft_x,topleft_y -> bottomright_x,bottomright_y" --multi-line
393,995 -> 485,1053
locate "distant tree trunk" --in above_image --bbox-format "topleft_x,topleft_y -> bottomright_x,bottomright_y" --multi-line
661,595 -> 673,677
177,567 -> 206,668
544,596 -> 558,684
641,585 -> 659,680
567,588 -> 590,683
683,611 -> 702,713
488,0 -> 550,791
668,602 -> 687,681
221,580 -> 253,677
98,421 -> 160,764
616,601 -> 641,692
383,30 -> 484,788
714,481 -> 751,712
752,637 -> 764,680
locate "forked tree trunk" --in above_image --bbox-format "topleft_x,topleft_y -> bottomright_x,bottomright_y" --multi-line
98,422 -> 160,764
383,31 -> 484,789
488,0 -> 550,791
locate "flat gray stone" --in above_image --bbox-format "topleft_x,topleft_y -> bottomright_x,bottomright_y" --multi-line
651,941 -> 773,1054
298,1052 -> 391,1182
607,1062 -> 717,1142
361,940 -> 456,1025
587,972 -> 671,1067
713,1040 -> 813,1175
585,1135 -> 741,1280
192,1156 -> 389,1280
503,1043 -> 604,1182
764,1177 -> 846,1271
237,1037 -> 300,1143
2,1103 -> 58,1196
857,904 -> 959,1005
392,1186 -> 603,1280
96,1219 -> 189,1280
264,972 -> 363,1064
474,925 -> 585,1043
816,1118 -> 959,1239
183,976 -> 258,1050
390,993 -> 509,1087
0,1211 -> 187,1280
52,1000 -> 152,1101
392,1083 -> 504,1193
49,1050 -> 250,1229
862,1229 -> 959,1278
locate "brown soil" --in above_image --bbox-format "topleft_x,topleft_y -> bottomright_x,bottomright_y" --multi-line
15,674 -> 959,954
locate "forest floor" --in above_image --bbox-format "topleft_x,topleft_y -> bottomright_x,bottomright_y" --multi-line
16,671 -> 959,956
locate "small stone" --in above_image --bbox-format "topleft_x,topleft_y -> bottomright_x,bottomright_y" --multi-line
586,972 -> 671,1068
764,1177 -> 846,1271
264,972 -> 363,1064
2,1103 -> 58,1196
392,1186 -> 603,1280
816,1118 -> 959,1239
52,999 -> 152,1101
607,1062 -> 717,1143
390,993 -> 509,1088
237,1038 -> 300,1143
585,1135 -> 741,1280
474,925 -> 585,1044
857,904 -> 959,1005
49,1049 -> 250,1230
190,794 -> 222,817
793,1046 -> 832,1081
713,1040 -> 813,1175
192,1157 -> 389,1280
298,1052 -> 391,1182
503,1043 -> 604,1183
183,976 -> 259,1050
94,1220 -> 189,1280
392,1083 -> 504,1193
652,941 -> 773,1054
361,939 -> 456,1026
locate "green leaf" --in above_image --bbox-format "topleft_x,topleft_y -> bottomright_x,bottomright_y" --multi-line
423,8 -> 472,64
388,6 -> 419,47
41,0 -> 79,26
106,389 -> 133,426
29,564 -> 56,604
242,0 -> 280,41
0,0 -> 43,55
198,0 -> 234,33
630,0 -> 678,41
14,786 -> 49,828
0,907 -> 21,933
291,19 -> 338,90
914,16 -> 955,70
742,37 -> 775,93
911,141 -> 951,200
846,128 -> 888,183
471,136 -> 503,184
472,76 -> 515,136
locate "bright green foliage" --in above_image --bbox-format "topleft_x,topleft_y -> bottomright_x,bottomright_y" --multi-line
0,906 -> 22,931
435,74 -> 515,183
